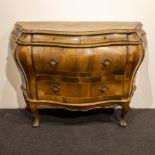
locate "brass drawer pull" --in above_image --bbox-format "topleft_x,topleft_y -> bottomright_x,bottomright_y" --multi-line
48,58 -> 58,68
51,84 -> 61,92
101,58 -> 112,67
98,86 -> 108,93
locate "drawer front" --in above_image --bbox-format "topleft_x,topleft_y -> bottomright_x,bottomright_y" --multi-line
30,34 -> 139,45
37,76 -> 124,103
33,46 -> 126,76
32,34 -> 81,44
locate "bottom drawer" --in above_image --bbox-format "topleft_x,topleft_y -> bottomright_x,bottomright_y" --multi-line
36,76 -> 124,103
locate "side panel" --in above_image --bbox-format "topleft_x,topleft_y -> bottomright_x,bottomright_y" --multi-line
123,44 -> 144,97
15,45 -> 37,99
9,34 -> 27,94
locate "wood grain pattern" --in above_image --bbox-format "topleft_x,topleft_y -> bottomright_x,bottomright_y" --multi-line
10,22 -> 146,127
32,46 -> 126,74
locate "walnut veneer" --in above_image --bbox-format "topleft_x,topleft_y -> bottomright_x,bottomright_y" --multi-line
9,22 -> 146,127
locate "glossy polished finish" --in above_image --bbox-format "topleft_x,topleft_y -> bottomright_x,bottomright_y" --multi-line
10,22 -> 146,127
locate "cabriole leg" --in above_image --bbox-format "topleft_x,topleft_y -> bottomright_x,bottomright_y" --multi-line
120,102 -> 131,127
30,103 -> 40,128
23,94 -> 31,111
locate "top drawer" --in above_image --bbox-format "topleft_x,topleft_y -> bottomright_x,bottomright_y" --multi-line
18,33 -> 140,46
32,46 -> 127,76
32,33 -> 130,45
32,34 -> 81,45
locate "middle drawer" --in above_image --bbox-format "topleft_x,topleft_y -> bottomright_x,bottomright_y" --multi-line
33,46 -> 127,76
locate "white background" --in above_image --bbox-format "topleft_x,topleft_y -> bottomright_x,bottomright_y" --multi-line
0,0 -> 154,108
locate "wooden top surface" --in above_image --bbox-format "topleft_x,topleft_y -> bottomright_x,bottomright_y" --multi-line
15,21 -> 142,35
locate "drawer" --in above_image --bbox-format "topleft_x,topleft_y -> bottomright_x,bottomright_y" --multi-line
32,34 -> 81,44
32,34 -> 129,45
81,34 -> 127,44
27,34 -> 139,45
37,76 -> 124,102
33,46 -> 127,76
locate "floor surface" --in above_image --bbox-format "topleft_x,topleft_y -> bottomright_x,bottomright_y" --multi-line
0,109 -> 155,155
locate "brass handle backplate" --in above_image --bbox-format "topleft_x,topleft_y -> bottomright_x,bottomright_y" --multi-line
48,58 -> 58,69
51,84 -> 61,92
101,58 -> 112,67
98,85 -> 108,93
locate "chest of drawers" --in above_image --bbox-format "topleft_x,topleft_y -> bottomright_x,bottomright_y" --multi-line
10,22 -> 146,127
